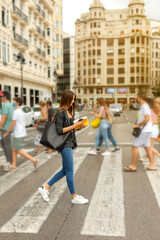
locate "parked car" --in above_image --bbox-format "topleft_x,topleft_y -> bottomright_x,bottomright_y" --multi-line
109,104 -> 121,116
52,104 -> 80,120
129,103 -> 140,110
32,106 -> 41,121
21,106 -> 35,127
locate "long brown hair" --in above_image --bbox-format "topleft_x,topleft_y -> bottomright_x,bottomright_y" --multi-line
59,90 -> 76,117
98,98 -> 111,121
146,98 -> 158,115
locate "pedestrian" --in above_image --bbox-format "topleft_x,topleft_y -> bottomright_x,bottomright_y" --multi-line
97,110 -> 120,153
124,92 -> 156,172
38,90 -> 89,204
155,97 -> 160,144
34,101 -> 47,154
88,98 -> 112,156
3,98 -> 39,171
140,98 -> 160,162
0,91 -> 14,168
46,100 -> 55,153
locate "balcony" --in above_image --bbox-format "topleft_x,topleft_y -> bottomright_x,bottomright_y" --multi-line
12,5 -> 28,25
35,4 -> 46,19
12,32 -> 29,49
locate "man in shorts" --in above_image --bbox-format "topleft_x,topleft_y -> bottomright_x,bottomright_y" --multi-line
124,92 -> 156,172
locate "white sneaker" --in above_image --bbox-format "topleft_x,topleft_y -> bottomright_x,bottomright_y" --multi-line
38,187 -> 49,202
2,162 -> 10,169
72,195 -> 89,205
101,151 -> 111,156
88,150 -> 97,155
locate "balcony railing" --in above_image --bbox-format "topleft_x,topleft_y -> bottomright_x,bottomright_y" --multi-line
13,32 -> 29,47
13,5 -> 28,23
35,4 -> 46,18
35,25 -> 46,37
36,47 -> 46,58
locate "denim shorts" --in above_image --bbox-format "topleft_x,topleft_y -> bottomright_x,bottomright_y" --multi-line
11,137 -> 24,151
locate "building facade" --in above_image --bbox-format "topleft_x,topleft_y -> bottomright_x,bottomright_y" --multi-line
57,36 -> 75,99
151,20 -> 160,92
75,0 -> 155,105
0,0 -> 63,106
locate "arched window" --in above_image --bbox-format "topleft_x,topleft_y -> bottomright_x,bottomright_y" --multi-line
120,31 -> 124,35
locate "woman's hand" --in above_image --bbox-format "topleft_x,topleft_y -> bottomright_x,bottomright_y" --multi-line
3,133 -> 8,138
73,120 -> 85,129
133,124 -> 139,129
33,124 -> 38,128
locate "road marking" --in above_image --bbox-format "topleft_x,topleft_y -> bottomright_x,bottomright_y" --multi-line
81,150 -> 126,237
78,142 -> 132,146
0,148 -> 90,234
0,152 -> 57,197
0,148 -> 35,166
139,147 -> 160,208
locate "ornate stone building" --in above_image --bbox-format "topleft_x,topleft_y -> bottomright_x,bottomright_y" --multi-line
0,0 -> 63,106
75,0 -> 156,105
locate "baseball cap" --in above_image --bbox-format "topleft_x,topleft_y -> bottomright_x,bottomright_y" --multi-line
0,90 -> 3,97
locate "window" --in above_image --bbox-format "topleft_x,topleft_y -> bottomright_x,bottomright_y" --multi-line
2,41 -> 6,64
118,58 -> 125,64
97,68 -> 101,74
56,6 -> 59,14
107,49 -> 114,56
99,12 -> 101,17
7,44 -> 10,63
118,77 -> 125,83
48,67 -> 51,78
107,39 -> 114,46
34,64 -> 37,70
130,57 -> 135,63
130,88 -> 135,93
2,7 -> 6,27
97,39 -> 101,46
131,37 -> 135,44
130,77 -> 135,83
94,22 -> 97,28
56,48 -> 59,56
130,67 -> 135,73
107,68 -> 114,74
136,19 -> 139,25
94,12 -> 96,17
34,39 -> 37,46
26,31 -> 32,44
93,59 -> 96,65
118,49 -> 125,55
47,28 -> 50,36
29,61 -> 32,67
56,34 -> 59,42
47,46 -> 50,55
107,59 -> 114,65
118,68 -> 125,74
107,78 -> 113,84
118,38 -> 125,46
56,20 -> 59,28
97,49 -> 101,56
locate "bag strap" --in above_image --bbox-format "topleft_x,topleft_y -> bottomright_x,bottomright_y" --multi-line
135,120 -> 146,130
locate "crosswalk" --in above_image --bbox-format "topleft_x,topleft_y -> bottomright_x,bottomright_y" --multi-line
0,145 -> 160,238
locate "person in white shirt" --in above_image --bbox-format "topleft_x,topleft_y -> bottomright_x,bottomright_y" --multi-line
124,92 -> 156,172
3,98 -> 39,172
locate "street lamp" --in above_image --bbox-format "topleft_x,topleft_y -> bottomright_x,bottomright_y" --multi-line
16,51 -> 26,100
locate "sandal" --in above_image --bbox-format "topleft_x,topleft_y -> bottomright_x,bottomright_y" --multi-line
123,166 -> 137,172
143,167 -> 157,171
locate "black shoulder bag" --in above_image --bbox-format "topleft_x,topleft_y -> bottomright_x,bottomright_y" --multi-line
132,121 -> 146,138
40,111 -> 71,151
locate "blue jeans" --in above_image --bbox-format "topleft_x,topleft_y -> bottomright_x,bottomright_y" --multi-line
48,148 -> 75,195
98,124 -> 118,148
94,119 -> 110,150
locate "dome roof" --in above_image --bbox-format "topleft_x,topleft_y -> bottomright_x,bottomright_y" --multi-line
89,0 -> 105,10
129,0 -> 145,6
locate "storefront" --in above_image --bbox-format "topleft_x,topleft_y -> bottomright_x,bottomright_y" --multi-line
117,98 -> 127,104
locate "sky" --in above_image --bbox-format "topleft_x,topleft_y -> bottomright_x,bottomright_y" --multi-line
63,0 -> 160,35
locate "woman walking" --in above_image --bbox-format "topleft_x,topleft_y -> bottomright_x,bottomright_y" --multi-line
3,98 -> 39,171
88,98 -> 113,156
34,101 -> 47,154
38,90 -> 89,204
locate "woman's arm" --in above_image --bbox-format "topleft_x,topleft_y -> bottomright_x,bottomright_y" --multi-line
94,110 -> 103,119
37,109 -> 47,122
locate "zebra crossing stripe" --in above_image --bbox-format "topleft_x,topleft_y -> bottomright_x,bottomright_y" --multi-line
81,150 -> 126,237
139,147 -> 160,208
0,148 -> 90,234
0,152 -> 57,197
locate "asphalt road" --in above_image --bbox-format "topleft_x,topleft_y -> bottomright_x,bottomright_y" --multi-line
0,110 -> 160,240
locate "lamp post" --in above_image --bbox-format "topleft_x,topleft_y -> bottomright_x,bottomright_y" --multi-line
53,69 -> 59,102
16,51 -> 26,100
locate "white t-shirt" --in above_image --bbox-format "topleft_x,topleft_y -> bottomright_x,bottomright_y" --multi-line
137,103 -> 152,133
12,108 -> 26,138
